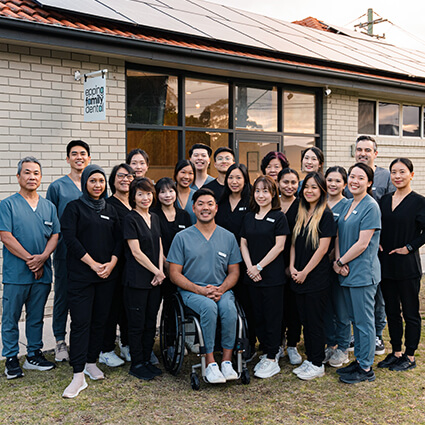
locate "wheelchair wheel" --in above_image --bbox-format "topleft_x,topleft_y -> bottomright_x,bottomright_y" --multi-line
241,367 -> 250,385
160,294 -> 186,376
190,372 -> 201,390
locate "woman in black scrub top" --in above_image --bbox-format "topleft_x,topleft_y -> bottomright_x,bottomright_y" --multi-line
123,178 -> 165,381
290,172 -> 336,381
240,176 -> 289,379
151,177 -> 192,299
174,160 -> 197,225
277,168 -> 302,365
378,158 -> 425,372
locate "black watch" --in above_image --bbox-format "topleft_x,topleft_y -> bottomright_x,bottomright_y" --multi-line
336,258 -> 344,267
406,244 -> 414,253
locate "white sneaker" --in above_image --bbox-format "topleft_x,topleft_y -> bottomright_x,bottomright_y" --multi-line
293,360 -> 311,375
221,361 -> 238,381
297,363 -> 325,381
322,346 -> 336,364
205,362 -> 226,384
276,346 -> 285,361
99,351 -> 125,367
120,345 -> 131,362
84,363 -> 105,380
287,346 -> 302,365
254,355 -> 267,372
55,341 -> 69,362
62,373 -> 88,399
254,358 -> 280,379
329,348 -> 349,368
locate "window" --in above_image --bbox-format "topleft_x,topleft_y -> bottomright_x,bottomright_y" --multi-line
236,86 -> 277,131
358,100 -> 376,134
403,105 -> 420,137
127,70 -> 178,126
379,102 -> 399,136
284,92 -> 315,134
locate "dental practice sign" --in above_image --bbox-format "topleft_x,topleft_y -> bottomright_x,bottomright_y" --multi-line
84,73 -> 106,122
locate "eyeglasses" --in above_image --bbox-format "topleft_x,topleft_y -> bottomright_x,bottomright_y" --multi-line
117,173 -> 135,181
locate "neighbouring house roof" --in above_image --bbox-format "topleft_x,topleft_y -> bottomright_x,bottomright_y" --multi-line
1,0 -> 425,90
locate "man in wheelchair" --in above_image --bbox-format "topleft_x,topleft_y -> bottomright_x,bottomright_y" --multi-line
167,188 -> 242,384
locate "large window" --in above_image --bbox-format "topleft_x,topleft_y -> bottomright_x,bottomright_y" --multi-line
379,102 -> 399,136
358,100 -> 376,134
403,105 -> 420,137
284,91 -> 315,134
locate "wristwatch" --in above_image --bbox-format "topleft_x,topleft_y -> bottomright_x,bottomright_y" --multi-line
256,264 -> 263,272
406,244 -> 414,253
336,258 -> 344,267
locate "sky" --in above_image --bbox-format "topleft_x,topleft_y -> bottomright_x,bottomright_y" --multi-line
218,0 -> 425,52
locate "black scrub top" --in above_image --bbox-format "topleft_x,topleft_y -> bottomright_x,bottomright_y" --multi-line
216,196 -> 250,243
290,208 -> 336,294
240,209 -> 289,287
123,210 -> 161,289
282,198 -> 299,267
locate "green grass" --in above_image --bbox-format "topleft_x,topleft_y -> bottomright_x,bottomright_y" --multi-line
2,286 -> 425,425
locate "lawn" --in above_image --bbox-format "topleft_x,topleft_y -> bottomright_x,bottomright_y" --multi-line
2,286 -> 425,425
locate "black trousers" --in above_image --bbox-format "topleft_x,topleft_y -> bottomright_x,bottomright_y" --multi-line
102,278 -> 129,351
233,280 -> 257,349
381,278 -> 421,356
296,289 -> 328,367
281,283 -> 302,347
248,285 -> 283,359
68,279 -> 116,373
124,285 -> 161,366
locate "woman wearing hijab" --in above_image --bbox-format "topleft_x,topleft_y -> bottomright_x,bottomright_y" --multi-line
61,165 -> 122,398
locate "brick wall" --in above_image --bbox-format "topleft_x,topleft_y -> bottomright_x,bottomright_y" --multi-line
0,43 -> 126,318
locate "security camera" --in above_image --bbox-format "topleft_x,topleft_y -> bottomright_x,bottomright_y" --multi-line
324,87 -> 332,97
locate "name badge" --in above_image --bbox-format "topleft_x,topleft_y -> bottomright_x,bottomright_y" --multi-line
178,225 -> 186,229
266,217 -> 275,223
100,215 -> 110,220
353,210 -> 358,215
218,251 -> 227,258
238,207 -> 246,211
44,221 -> 53,226
372,187 -> 376,191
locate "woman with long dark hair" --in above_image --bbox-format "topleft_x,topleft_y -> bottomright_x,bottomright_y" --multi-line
61,165 -> 122,398
174,159 -> 196,225
123,178 -> 165,381
378,158 -> 425,371
333,163 -> 381,384
126,149 -> 149,178
240,176 -> 289,379
290,172 -> 336,381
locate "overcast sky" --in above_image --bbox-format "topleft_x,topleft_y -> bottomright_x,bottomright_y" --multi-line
218,0 -> 425,52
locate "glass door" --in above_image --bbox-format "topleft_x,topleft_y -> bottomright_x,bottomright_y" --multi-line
235,133 -> 282,183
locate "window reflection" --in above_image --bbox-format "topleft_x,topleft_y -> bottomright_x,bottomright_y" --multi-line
358,100 -> 376,135
284,92 -> 315,134
126,70 -> 178,126
379,103 -> 399,136
185,79 -> 228,128
283,136 -> 316,176
403,105 -> 420,137
236,86 -> 277,131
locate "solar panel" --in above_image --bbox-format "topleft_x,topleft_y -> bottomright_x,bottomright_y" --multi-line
33,0 -> 425,79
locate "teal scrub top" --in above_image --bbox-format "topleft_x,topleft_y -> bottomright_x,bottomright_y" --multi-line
167,225 -> 242,287
0,193 -> 60,284
337,194 -> 381,287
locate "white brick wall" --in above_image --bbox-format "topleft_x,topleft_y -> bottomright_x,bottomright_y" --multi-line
0,43 -> 126,318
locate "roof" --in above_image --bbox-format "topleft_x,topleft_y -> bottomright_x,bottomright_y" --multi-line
1,0 -> 425,88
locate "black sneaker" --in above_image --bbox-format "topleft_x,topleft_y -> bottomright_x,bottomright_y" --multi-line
5,356 -> 24,380
389,353 -> 416,372
375,337 -> 385,356
339,363 -> 375,384
336,360 -> 358,376
129,363 -> 155,381
144,361 -> 162,377
377,353 -> 399,368
23,350 -> 55,371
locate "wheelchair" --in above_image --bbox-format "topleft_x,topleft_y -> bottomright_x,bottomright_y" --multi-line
159,292 -> 251,390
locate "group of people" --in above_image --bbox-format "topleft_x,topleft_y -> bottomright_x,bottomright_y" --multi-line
0,135 -> 423,398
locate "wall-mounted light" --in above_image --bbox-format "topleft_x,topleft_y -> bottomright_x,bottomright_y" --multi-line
324,86 -> 332,97
195,102 -> 201,109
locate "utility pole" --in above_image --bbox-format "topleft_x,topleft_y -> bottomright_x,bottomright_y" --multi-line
367,8 -> 373,35
354,8 -> 387,39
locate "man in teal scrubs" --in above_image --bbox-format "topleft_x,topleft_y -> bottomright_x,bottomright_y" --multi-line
46,140 -> 91,361
0,157 -> 60,379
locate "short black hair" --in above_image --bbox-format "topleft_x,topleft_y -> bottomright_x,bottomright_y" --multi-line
67,140 -> 90,157
260,151 -> 289,174
126,149 -> 150,166
155,177 -> 178,209
109,163 -> 135,194
173,159 -> 195,181
192,187 -> 216,204
213,147 -> 235,161
348,162 -> 374,196
189,143 -> 212,158
129,177 -> 156,209
356,135 -> 377,151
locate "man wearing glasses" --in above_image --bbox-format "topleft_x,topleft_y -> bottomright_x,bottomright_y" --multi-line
205,147 -> 236,200
46,140 -> 91,362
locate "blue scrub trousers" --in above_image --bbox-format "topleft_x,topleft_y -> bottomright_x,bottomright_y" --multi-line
179,289 -> 237,354
52,257 -> 68,342
2,282 -> 51,358
342,284 -> 377,369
